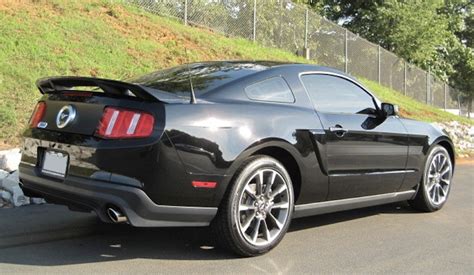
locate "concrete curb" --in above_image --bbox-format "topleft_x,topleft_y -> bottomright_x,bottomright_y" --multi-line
0,225 -> 100,249
0,204 -> 111,249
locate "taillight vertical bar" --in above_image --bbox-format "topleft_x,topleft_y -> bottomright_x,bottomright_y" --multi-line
127,113 -> 141,134
105,110 -> 120,136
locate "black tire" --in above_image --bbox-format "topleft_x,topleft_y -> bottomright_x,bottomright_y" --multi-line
212,155 -> 294,257
409,145 -> 453,212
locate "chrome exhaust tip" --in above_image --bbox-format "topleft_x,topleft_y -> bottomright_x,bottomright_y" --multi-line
107,207 -> 128,223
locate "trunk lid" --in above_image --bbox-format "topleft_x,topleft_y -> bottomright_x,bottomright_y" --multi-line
33,76 -> 171,136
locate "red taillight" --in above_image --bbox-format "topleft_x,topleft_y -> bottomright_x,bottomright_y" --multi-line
29,102 -> 46,128
96,107 -> 154,139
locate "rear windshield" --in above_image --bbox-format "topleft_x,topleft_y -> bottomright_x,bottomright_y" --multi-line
127,62 -> 269,99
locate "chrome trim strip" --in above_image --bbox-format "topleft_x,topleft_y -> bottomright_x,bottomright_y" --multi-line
293,190 -> 416,218
330,169 -> 416,177
309,129 -> 325,135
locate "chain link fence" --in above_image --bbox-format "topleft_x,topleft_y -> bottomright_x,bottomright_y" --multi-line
307,15 -> 346,71
380,48 -> 405,94
127,0 -> 472,117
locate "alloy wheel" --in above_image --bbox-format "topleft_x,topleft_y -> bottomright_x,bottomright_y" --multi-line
236,168 -> 291,247
425,152 -> 452,206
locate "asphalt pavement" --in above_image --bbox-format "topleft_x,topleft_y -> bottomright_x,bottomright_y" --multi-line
0,164 -> 472,274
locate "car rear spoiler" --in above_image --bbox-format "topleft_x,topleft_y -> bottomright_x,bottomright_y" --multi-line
36,76 -> 188,103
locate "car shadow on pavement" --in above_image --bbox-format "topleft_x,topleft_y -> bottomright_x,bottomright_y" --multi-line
0,201 -> 417,266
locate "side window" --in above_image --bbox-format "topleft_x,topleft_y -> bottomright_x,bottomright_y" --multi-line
245,77 -> 295,103
301,74 -> 377,114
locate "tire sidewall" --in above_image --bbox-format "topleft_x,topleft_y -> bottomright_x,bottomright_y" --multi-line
420,145 -> 453,211
227,156 -> 294,255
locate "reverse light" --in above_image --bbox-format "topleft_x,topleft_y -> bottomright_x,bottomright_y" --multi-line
96,107 -> 154,139
29,102 -> 47,128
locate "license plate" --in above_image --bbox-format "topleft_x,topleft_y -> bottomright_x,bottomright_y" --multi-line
42,150 -> 69,178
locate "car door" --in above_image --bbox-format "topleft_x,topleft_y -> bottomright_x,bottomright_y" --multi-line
300,73 -> 409,200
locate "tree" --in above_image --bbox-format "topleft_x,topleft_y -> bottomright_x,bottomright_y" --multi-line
295,0 -> 382,25
303,0 -> 473,115
450,47 -> 474,117
439,0 -> 473,48
460,14 -> 473,48
438,0 -> 474,116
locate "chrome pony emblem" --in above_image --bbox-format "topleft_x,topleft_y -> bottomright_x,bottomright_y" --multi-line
56,105 -> 76,128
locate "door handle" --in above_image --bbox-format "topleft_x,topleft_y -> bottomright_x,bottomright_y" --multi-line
329,125 -> 348,137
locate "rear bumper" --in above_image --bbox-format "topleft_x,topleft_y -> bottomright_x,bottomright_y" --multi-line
19,164 -> 217,227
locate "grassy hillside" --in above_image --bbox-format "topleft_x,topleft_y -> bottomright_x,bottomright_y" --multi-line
361,80 -> 473,124
0,0 -> 471,149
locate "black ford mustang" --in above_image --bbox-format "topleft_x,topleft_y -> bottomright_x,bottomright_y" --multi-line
20,61 -> 455,256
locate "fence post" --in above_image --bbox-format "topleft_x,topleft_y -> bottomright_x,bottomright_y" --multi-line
426,67 -> 430,105
304,8 -> 309,60
444,83 -> 447,110
377,45 -> 381,84
278,0 -> 283,48
184,0 -> 188,25
252,0 -> 257,41
344,29 -> 348,73
404,61 -> 407,96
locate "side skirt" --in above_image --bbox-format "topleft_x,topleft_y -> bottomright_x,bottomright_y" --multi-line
293,190 -> 416,219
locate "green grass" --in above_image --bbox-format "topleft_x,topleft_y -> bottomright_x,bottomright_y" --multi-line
0,0 -> 471,148
0,0 -> 308,147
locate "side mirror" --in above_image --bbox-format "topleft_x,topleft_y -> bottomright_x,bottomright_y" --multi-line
381,103 -> 399,117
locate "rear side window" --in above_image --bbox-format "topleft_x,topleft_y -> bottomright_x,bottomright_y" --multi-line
245,77 -> 295,103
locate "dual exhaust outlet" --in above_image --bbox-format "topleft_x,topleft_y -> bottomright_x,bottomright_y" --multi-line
107,207 -> 128,224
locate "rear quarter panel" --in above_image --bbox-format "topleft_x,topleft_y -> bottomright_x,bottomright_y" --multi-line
163,101 -> 328,205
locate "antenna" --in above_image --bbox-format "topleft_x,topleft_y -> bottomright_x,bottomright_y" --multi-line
184,49 -> 197,104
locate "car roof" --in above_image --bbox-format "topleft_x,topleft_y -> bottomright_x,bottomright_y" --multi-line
194,61 -> 355,83
198,61 -> 377,104
187,60 -> 349,75
129,61 -> 356,102
128,61 -> 287,97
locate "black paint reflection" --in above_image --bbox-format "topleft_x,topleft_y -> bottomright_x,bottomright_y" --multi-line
361,115 -> 386,130
167,129 -> 230,170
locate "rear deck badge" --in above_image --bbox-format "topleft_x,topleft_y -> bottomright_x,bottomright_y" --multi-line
37,121 -> 48,128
